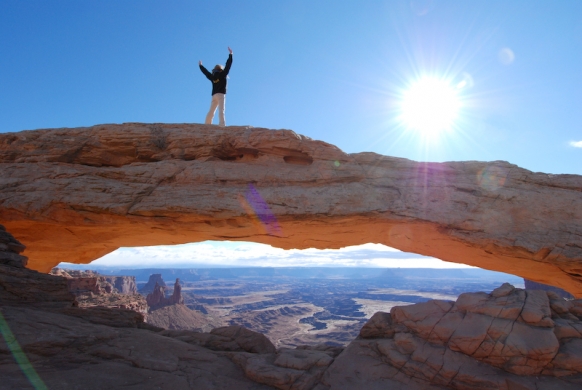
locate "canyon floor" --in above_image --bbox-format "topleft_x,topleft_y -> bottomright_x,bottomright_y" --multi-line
75,266 -> 525,348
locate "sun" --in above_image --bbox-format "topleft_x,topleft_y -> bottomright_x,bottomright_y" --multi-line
400,78 -> 461,135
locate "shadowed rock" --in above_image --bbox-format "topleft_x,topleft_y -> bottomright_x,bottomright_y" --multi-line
321,283 -> 582,389
140,273 -> 166,294
3,222 -> 582,389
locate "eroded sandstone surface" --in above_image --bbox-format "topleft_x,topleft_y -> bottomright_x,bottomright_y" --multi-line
1,123 -> 581,295
50,268 -> 147,315
324,284 -> 582,389
3,226 -> 582,389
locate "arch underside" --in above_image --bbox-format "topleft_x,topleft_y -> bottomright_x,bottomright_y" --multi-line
1,124 -> 581,295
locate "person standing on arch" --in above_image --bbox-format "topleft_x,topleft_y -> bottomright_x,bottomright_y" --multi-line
199,47 -> 233,127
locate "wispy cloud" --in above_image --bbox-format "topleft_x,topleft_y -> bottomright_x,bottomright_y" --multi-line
569,140 -> 582,148
64,241 -> 475,269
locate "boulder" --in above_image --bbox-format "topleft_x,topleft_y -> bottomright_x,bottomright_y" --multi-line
330,284 -> 582,388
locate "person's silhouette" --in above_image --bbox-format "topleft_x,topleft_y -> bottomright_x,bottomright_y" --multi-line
199,47 -> 233,126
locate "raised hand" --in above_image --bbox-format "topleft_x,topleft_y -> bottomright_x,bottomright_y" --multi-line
228,47 -> 233,54
199,60 -> 202,65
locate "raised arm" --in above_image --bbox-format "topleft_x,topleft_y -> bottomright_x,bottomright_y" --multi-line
223,47 -> 233,76
199,61 -> 212,79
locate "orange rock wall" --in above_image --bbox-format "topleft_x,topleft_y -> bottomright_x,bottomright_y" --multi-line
1,124 -> 581,295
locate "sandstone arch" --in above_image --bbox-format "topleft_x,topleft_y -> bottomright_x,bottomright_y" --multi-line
1,124 -> 581,295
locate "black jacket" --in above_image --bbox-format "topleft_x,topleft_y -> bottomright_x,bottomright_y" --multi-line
200,54 -> 232,95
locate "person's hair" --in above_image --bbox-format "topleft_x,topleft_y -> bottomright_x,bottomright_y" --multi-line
213,64 -> 224,72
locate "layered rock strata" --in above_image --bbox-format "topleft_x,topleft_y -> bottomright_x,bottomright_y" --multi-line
1,124 -> 581,295
49,268 -> 146,314
4,225 -> 582,389
0,230 -> 274,389
52,268 -> 138,295
322,283 -> 582,389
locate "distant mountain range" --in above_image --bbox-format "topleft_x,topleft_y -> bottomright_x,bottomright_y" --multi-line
55,265 -> 524,284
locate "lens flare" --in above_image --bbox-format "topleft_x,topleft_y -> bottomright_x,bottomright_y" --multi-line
477,166 -> 508,192
0,310 -> 48,389
400,78 -> 461,136
238,183 -> 282,236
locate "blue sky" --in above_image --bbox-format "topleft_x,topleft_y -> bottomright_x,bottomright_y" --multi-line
2,1 -> 581,269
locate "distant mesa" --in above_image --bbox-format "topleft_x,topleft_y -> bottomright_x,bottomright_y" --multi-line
1,123 -> 581,296
140,273 -> 167,294
53,268 -> 138,295
51,267 -> 146,314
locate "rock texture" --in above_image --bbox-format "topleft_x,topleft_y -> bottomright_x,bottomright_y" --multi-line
1,123 -> 581,296
3,224 -> 582,389
146,304 -> 220,332
52,268 -> 138,295
322,283 -> 582,389
49,268 -> 147,315
0,224 -> 27,268
146,278 -> 184,308
0,232 -> 274,389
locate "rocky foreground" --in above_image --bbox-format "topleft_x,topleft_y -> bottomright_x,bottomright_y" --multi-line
2,227 -> 582,389
1,124 -> 581,295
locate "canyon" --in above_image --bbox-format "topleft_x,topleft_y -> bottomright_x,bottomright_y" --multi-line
0,124 -> 581,295
1,123 -> 582,388
2,224 -> 582,388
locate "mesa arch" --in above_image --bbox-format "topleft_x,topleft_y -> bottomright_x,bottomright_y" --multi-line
1,123 -> 581,296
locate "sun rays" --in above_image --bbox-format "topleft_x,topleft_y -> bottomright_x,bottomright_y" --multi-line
400,77 -> 461,137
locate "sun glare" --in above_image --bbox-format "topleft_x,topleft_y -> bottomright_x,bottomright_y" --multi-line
400,78 -> 460,136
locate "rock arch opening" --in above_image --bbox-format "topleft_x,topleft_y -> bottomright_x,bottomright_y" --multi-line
1,124 -> 581,296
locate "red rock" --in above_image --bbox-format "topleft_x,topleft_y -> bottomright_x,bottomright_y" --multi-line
145,277 -> 183,309
1,124 -> 581,296
348,284 -> 582,387
210,325 -> 276,354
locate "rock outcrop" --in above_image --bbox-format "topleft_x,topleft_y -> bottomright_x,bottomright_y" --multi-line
146,278 -> 184,308
146,304 -> 220,332
52,268 -> 138,295
3,224 -> 582,389
322,283 -> 582,389
0,228 -> 273,389
1,124 -> 581,295
0,224 -> 27,268
140,273 -> 166,294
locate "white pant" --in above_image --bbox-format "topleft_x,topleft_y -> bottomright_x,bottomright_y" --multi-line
205,93 -> 226,126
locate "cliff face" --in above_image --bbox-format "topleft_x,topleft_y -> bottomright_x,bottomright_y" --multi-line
52,269 -> 138,295
146,278 -> 184,309
324,284 -> 582,389
1,123 -> 581,295
2,225 -> 582,388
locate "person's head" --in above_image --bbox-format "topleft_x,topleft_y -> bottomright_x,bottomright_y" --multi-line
212,64 -> 223,73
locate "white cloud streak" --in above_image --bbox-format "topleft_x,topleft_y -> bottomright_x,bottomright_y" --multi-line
569,140 -> 582,148
83,241 -> 474,269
